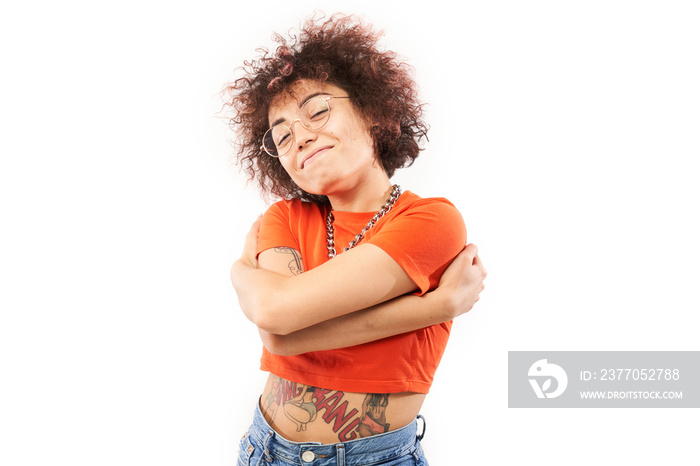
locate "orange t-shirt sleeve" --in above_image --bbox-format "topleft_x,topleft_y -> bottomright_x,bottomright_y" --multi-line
256,200 -> 299,256
366,199 -> 467,294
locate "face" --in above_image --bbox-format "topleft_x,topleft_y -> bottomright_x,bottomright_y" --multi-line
267,81 -> 381,197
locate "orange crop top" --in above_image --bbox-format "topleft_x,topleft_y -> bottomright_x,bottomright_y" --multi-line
256,191 -> 466,394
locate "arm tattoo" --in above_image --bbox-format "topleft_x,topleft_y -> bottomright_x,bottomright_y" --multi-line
273,247 -> 303,276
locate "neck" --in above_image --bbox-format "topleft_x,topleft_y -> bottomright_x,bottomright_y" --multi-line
326,171 -> 394,212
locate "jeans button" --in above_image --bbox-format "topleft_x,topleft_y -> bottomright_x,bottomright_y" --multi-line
302,450 -> 315,462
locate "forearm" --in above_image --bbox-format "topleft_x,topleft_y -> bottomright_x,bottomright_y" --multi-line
260,290 -> 454,356
231,258 -> 288,331
232,256 -> 344,334
232,244 -> 418,335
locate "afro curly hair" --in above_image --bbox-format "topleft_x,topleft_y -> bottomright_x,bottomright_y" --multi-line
222,13 -> 428,203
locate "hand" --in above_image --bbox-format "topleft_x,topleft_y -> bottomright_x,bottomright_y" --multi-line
433,243 -> 486,319
240,215 -> 263,267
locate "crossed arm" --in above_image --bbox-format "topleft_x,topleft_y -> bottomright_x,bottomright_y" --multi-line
230,217 -> 486,356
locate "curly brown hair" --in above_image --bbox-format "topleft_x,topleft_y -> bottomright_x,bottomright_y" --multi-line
222,13 -> 428,203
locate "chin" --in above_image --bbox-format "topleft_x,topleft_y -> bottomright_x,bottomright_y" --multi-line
295,178 -> 339,198
303,187 -> 331,198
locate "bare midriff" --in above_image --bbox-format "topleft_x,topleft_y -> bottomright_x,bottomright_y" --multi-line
259,373 -> 426,444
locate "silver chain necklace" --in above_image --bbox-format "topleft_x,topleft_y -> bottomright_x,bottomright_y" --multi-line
326,184 -> 402,259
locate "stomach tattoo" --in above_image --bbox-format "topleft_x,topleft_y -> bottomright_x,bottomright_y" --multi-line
260,376 -> 403,443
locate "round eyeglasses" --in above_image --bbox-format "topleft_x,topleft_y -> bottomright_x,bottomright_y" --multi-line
261,95 -> 350,157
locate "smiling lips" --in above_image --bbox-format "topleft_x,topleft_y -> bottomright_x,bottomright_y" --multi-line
301,146 -> 332,169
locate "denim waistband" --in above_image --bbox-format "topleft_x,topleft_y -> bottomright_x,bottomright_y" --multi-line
247,400 -> 424,465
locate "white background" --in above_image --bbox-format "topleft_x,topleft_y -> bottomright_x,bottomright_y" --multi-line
1,1 -> 698,464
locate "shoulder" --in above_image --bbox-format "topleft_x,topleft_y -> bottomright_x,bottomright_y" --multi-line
258,199 -> 322,253
365,191 -> 467,293
258,198 -> 327,253
264,198 -> 324,220
389,191 -> 466,233
400,190 -> 460,209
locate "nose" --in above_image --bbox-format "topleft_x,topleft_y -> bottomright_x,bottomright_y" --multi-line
290,119 -> 317,150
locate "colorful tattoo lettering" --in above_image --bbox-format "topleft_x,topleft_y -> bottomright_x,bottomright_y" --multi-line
264,377 -> 390,442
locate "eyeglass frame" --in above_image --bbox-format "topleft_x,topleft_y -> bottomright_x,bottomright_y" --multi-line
260,95 -> 351,158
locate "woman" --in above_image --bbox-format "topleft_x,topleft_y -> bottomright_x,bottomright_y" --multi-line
225,14 -> 486,465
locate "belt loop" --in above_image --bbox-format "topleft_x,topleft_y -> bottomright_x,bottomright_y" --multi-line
416,415 -> 426,441
262,429 -> 274,462
336,444 -> 345,466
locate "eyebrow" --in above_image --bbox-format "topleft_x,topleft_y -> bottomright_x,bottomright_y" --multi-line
269,92 -> 331,127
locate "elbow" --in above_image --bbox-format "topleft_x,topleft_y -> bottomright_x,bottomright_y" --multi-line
251,300 -> 297,336
252,303 -> 285,335
251,289 -> 306,336
255,312 -> 285,335
236,289 -> 290,335
231,273 -> 299,335
259,330 -> 299,356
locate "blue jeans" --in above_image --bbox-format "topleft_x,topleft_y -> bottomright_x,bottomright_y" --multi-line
237,402 -> 429,465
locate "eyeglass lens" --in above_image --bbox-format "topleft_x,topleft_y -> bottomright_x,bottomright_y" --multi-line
263,97 -> 331,157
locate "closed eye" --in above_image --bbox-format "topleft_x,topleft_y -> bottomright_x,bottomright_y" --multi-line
277,132 -> 291,147
308,107 -> 330,121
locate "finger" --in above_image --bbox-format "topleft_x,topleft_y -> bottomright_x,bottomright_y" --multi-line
473,256 -> 486,276
249,215 -> 263,232
462,243 -> 478,260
